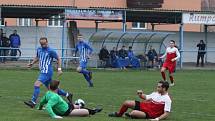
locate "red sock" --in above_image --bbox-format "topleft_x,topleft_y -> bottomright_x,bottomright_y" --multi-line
169,75 -> 174,83
118,105 -> 128,116
161,72 -> 166,80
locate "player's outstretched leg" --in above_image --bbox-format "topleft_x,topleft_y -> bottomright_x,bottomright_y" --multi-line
109,100 -> 135,117
24,80 -> 42,108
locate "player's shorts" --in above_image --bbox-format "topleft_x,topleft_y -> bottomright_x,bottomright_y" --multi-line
134,101 -> 149,118
162,61 -> 176,73
79,61 -> 87,69
37,73 -> 53,88
61,103 -> 75,116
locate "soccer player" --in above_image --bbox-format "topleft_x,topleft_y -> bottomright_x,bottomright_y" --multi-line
75,34 -> 94,87
108,81 -> 172,121
160,40 -> 180,86
37,80 -> 102,119
24,37 -> 72,108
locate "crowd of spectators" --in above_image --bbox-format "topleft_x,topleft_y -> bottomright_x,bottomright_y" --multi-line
98,45 -> 163,69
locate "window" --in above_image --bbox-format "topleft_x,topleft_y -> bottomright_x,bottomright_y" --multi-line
132,22 -> 147,29
0,18 -> 5,26
48,15 -> 63,27
17,18 -> 32,26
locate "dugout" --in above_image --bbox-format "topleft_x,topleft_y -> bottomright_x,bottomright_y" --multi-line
89,31 -> 174,55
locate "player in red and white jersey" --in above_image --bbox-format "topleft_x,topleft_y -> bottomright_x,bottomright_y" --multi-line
108,81 -> 172,121
160,40 -> 180,86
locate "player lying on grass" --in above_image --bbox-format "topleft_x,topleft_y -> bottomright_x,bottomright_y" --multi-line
109,80 -> 172,121
37,80 -> 102,119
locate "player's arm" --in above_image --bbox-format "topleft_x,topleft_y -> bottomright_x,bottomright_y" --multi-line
50,50 -> 62,76
45,97 -> 62,118
27,57 -> 39,68
172,48 -> 180,61
159,48 -> 167,59
28,49 -> 39,68
37,94 -> 47,110
150,98 -> 172,120
85,43 -> 93,54
137,90 -> 147,100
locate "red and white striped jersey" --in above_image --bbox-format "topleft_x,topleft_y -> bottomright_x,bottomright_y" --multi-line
161,47 -> 180,63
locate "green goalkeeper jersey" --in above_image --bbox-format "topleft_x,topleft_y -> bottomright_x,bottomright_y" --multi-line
38,91 -> 69,118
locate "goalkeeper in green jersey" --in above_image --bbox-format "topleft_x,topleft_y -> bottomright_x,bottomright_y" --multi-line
38,80 -> 102,119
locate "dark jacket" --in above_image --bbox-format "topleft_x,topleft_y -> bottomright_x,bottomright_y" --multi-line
2,37 -> 10,47
118,49 -> 128,59
99,48 -> 110,60
197,43 -> 206,54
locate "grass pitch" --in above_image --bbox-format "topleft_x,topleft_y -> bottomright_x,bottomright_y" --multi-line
0,69 -> 215,121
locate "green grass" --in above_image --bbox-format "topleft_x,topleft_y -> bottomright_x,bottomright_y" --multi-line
0,69 -> 215,121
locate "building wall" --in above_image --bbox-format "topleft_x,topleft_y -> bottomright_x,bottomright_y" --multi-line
1,0 -> 209,32
0,0 -> 72,6
147,0 -> 202,32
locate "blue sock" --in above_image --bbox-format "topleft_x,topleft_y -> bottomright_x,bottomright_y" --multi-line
83,74 -> 93,86
80,69 -> 89,75
31,86 -> 40,103
57,89 -> 68,97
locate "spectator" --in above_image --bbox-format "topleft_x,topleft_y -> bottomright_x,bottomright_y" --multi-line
99,46 -> 110,67
147,47 -> 157,68
118,45 -> 128,59
128,46 -> 134,58
1,33 -> 10,63
196,40 -> 206,67
9,30 -> 21,61
118,46 -> 128,69
110,47 -> 118,67
137,54 -> 148,68
128,46 -> 140,68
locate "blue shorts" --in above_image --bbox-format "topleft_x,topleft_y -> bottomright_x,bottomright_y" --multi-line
37,73 -> 53,88
80,61 -> 87,69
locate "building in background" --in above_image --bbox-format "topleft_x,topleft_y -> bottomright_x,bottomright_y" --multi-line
1,0 -> 214,32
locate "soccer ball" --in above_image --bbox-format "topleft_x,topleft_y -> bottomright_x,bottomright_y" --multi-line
75,99 -> 85,108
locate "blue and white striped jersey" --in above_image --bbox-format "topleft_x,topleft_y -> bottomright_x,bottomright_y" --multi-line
36,47 -> 58,74
75,41 -> 93,62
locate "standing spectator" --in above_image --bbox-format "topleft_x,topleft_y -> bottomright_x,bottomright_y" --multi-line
99,46 -> 110,67
9,30 -> 21,61
1,33 -> 10,63
196,40 -> 206,67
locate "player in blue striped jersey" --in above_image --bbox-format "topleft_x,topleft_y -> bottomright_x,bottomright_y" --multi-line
75,34 -> 94,87
24,37 -> 72,108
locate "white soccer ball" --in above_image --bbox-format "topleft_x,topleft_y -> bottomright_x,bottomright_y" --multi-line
75,99 -> 85,108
